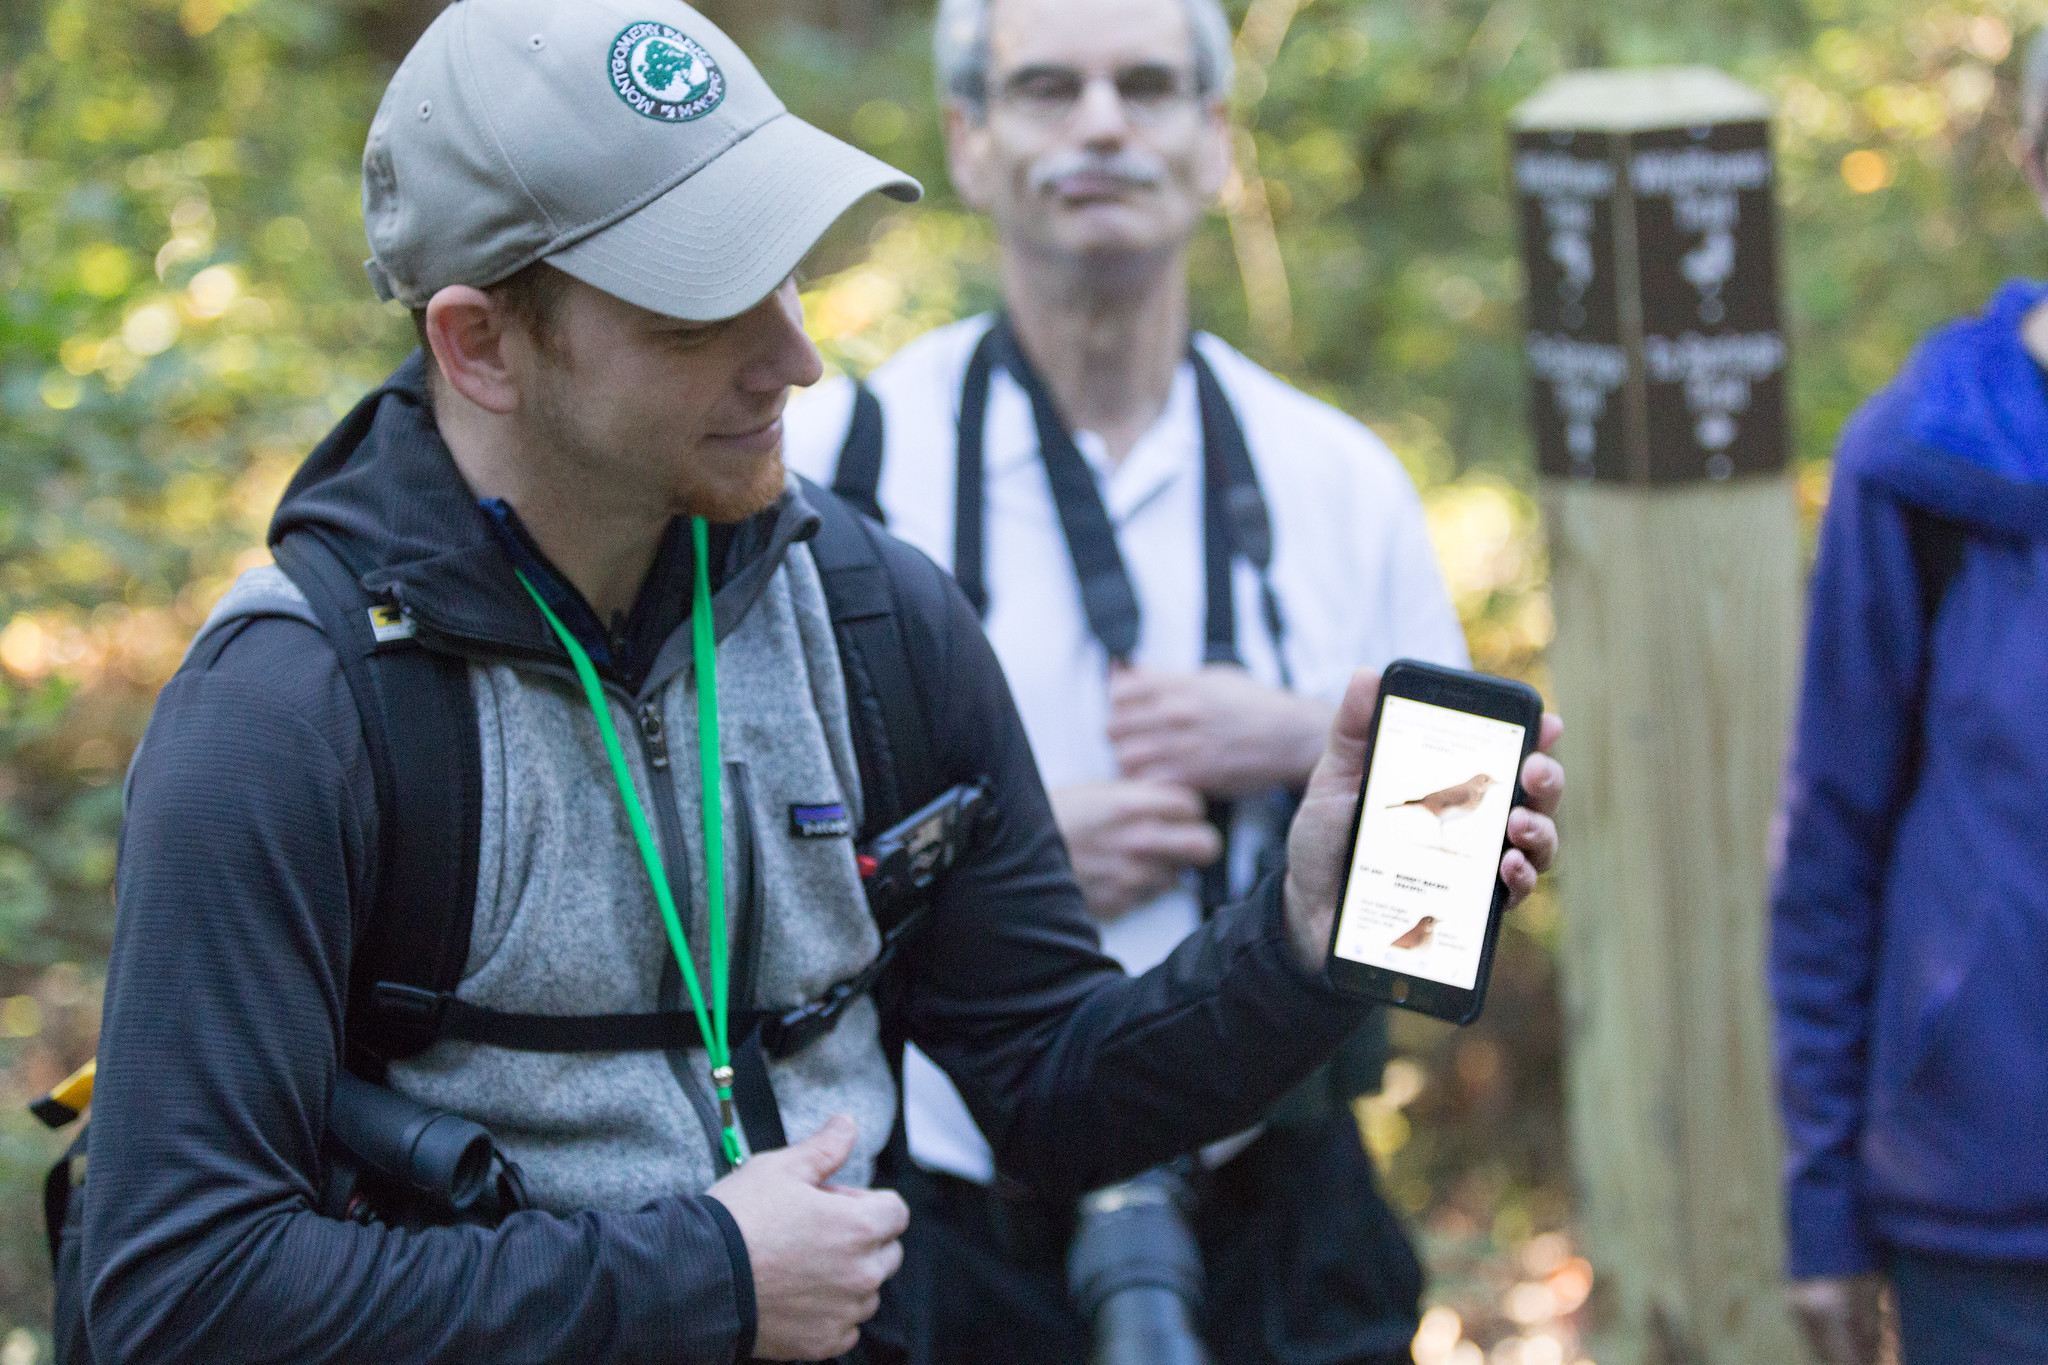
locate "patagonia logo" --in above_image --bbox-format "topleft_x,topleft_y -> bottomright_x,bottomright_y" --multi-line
367,604 -> 416,643
789,803 -> 852,839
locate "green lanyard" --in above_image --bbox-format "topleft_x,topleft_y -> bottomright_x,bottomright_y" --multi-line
516,516 -> 742,1167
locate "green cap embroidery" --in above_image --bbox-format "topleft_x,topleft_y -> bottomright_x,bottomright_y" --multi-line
610,22 -> 725,122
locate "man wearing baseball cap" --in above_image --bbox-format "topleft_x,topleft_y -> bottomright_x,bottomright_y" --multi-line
77,2 -> 1560,1363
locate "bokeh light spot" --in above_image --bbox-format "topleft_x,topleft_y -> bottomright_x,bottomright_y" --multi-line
1840,149 -> 1892,194
181,0 -> 224,36
0,995 -> 44,1038
76,243 -> 135,297
188,264 -> 241,319
122,301 -> 181,356
851,99 -> 908,146
40,372 -> 84,411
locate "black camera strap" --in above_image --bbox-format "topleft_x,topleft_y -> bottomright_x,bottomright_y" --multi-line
952,317 -> 1290,911
976,319 -> 1143,659
952,316 -> 1287,678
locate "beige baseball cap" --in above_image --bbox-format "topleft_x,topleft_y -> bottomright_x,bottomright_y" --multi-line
363,0 -> 921,321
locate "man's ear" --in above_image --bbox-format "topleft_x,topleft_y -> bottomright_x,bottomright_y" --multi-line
944,103 -> 996,211
424,285 -> 521,415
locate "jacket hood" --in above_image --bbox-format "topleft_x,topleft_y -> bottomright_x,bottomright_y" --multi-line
268,351 -> 820,689
1853,279 -> 2048,539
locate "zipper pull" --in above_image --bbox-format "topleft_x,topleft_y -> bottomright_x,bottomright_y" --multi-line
639,703 -> 669,769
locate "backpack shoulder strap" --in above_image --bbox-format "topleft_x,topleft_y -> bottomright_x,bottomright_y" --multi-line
271,530 -> 482,1071
830,381 -> 888,525
805,483 -> 942,930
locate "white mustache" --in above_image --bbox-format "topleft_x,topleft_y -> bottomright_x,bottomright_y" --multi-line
1027,150 -> 1166,195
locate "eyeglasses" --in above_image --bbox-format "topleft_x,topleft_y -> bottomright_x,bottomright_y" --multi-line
989,62 -> 1204,126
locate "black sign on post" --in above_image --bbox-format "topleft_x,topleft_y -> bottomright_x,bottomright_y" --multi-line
1512,69 -> 1787,484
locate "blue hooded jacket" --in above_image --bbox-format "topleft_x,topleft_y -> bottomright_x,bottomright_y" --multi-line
1772,279 -> 2048,1277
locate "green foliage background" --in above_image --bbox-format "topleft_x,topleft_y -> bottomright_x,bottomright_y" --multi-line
2,0 -> 2043,1348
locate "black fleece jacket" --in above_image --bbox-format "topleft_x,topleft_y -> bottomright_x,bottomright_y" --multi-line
84,354 -> 1371,1364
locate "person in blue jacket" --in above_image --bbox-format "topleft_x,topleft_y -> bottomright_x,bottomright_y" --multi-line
1771,40 -> 2048,1364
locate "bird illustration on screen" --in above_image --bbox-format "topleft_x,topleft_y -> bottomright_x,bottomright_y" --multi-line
1389,773 -> 1496,833
1390,916 -> 1436,950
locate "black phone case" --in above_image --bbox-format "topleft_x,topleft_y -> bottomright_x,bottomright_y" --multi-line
1322,659 -> 1544,1024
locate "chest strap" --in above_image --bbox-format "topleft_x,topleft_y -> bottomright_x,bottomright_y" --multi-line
370,914 -> 918,1061
367,781 -> 986,1062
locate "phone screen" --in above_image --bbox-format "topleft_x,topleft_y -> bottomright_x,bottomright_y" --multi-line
1330,695 -> 1529,991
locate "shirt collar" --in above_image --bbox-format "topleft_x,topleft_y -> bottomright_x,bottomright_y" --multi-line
477,498 -> 703,692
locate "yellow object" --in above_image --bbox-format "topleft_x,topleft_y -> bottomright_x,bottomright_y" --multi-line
30,1058 -> 95,1128
1840,148 -> 1894,194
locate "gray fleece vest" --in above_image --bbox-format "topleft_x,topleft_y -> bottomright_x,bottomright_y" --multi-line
190,542 -> 896,1213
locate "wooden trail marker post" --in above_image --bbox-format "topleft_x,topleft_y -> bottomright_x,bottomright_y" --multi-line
1512,69 -> 1803,1364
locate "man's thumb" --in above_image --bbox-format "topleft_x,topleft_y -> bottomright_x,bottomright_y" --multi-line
1324,670 -> 1380,764
785,1114 -> 857,1185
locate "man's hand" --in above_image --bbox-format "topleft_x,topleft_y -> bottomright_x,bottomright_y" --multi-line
1280,669 -> 1564,974
1050,779 -> 1224,922
705,1115 -> 908,1362
1108,665 -> 1334,798
1789,1274 -> 1885,1365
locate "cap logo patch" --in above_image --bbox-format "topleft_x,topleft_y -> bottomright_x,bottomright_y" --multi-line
611,22 -> 725,122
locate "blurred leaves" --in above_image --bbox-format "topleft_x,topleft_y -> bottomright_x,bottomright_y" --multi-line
4,0 -> 2046,1346
1,0 -> 416,1335
1,0 -> 414,985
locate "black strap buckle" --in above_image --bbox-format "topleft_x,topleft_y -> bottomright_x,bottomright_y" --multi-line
762,979 -> 862,1060
370,982 -> 450,1031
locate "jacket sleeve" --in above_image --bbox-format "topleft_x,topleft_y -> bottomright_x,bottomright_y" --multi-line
85,618 -> 754,1365
883,548 -> 1373,1200
1769,450 -> 1927,1278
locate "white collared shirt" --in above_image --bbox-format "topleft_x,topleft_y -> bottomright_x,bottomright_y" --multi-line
783,316 -> 1468,1182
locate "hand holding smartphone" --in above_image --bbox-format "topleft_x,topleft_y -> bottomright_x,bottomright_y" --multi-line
1324,660 -> 1543,1024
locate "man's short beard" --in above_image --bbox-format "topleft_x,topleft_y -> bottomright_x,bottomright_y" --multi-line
525,354 -> 788,525
697,452 -> 790,525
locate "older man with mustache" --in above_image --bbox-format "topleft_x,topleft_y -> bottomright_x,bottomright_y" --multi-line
782,0 -> 1502,1360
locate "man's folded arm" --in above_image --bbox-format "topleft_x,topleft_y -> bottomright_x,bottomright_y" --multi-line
85,623 -> 752,1365
892,564 -> 1370,1200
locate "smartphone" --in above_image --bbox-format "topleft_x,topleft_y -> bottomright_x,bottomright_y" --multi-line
1324,659 -> 1543,1024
